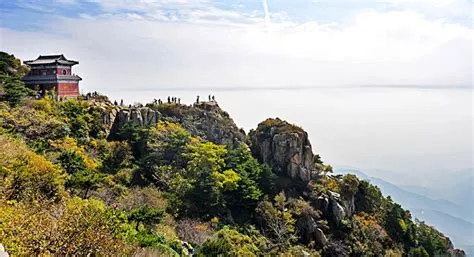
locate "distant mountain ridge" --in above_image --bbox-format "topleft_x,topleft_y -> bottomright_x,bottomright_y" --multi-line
399,168 -> 473,207
335,168 -> 474,251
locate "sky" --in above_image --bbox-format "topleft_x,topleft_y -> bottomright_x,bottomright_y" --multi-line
0,0 -> 473,177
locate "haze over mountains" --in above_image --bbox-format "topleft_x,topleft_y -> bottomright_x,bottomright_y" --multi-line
335,167 -> 474,255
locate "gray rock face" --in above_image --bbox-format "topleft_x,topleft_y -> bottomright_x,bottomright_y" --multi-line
0,244 -> 9,257
109,107 -> 161,136
158,103 -> 246,146
249,118 -> 318,181
331,199 -> 346,225
341,195 -> 355,217
95,106 -> 118,126
104,102 -> 245,146
315,228 -> 327,247
297,215 -> 318,242
314,196 -> 329,214
296,215 -> 327,247
448,249 -> 466,257
316,190 -> 353,225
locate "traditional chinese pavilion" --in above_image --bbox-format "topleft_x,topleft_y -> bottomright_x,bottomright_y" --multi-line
22,54 -> 82,98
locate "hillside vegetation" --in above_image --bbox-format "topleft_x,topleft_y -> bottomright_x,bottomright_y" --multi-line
0,52 -> 466,256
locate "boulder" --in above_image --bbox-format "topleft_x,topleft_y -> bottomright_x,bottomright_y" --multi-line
341,195 -> 355,217
327,190 -> 354,223
109,107 -> 161,138
328,191 -> 340,199
249,118 -> 319,181
448,249 -> 466,257
314,196 -> 329,213
315,228 -> 328,247
0,244 -> 9,257
301,250 -> 310,257
297,215 -> 318,243
331,200 -> 346,225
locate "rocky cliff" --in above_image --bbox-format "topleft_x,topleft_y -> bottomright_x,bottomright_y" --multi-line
109,107 -> 161,134
156,101 -> 246,146
105,101 -> 245,147
249,118 -> 319,182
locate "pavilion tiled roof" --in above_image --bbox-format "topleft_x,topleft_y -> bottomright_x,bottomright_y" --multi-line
24,54 -> 79,66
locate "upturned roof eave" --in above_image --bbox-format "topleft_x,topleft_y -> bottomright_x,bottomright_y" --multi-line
22,74 -> 82,82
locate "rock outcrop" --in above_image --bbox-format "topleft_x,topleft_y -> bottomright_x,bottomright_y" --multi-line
105,101 -> 245,147
330,199 -> 346,225
249,118 -> 319,181
0,244 -> 9,257
314,190 -> 355,225
109,107 -> 161,138
449,248 -> 466,257
113,107 -> 161,127
296,214 -> 327,247
156,102 -> 246,146
314,228 -> 328,247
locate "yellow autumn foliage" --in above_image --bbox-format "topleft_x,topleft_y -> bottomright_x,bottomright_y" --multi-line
0,136 -> 66,201
49,136 -> 98,170
0,197 -> 130,255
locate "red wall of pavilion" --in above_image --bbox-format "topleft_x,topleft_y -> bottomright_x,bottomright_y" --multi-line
57,83 -> 79,97
29,67 -> 71,76
56,68 -> 72,75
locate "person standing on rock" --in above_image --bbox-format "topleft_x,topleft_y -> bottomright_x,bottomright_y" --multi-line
120,99 -> 124,106
178,98 -> 181,104
212,95 -> 215,101
167,96 -> 171,104
196,95 -> 200,104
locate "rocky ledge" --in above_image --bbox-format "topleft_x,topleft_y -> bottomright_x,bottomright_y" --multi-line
249,118 -> 319,182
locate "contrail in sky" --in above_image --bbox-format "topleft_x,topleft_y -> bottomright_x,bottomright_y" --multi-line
262,0 -> 270,27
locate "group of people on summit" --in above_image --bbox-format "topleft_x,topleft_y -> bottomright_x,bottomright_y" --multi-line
112,94 -> 216,107
196,95 -> 215,104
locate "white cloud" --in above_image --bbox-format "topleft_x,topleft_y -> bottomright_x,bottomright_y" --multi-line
262,0 -> 270,26
382,0 -> 471,16
1,3 -> 472,92
55,0 -> 77,4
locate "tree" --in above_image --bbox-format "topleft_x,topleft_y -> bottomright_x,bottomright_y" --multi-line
60,99 -> 94,142
1,76 -> 33,106
223,144 -> 276,222
340,174 -> 359,198
384,202 -> 417,251
146,121 -> 191,166
355,180 -> 384,215
198,227 -> 263,256
58,151 -> 88,174
255,192 -> 296,247
408,247 -> 429,257
415,221 -> 449,256
128,204 -> 164,230
99,141 -> 134,174
0,52 -> 32,106
184,141 -> 238,218
176,218 -> 213,246
0,52 -> 29,77
67,169 -> 105,198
